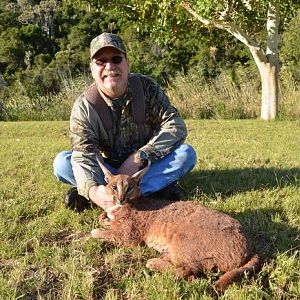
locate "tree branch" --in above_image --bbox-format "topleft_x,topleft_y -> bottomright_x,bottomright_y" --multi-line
181,1 -> 267,63
219,0 -> 232,20
266,1 -> 279,66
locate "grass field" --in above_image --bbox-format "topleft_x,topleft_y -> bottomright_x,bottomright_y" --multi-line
0,120 -> 299,300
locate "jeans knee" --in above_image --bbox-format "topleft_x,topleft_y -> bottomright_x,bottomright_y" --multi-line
53,150 -> 71,179
179,144 -> 197,168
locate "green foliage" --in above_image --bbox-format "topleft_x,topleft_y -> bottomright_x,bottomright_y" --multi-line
0,74 -> 87,121
0,0 -> 300,121
20,24 -> 48,52
1,65 -> 299,121
0,27 -> 24,70
0,10 -> 20,30
34,53 -> 52,68
167,64 -> 300,120
168,65 -> 261,119
280,9 -> 300,82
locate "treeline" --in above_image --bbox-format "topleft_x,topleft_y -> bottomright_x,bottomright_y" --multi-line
0,0 -> 299,120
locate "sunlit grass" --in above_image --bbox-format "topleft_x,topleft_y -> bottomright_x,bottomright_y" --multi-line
0,120 -> 299,299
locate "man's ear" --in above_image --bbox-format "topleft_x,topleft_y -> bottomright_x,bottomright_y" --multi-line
90,61 -> 96,78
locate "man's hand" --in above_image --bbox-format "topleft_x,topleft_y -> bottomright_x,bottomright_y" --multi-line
106,204 -> 122,220
118,153 -> 141,175
88,185 -> 114,210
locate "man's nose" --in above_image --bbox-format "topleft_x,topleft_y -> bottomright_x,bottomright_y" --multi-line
104,62 -> 115,69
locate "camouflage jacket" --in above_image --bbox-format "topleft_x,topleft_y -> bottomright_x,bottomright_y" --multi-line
70,73 -> 187,199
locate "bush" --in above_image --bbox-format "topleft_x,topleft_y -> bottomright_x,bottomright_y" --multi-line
0,74 -> 89,121
167,64 -> 300,120
167,65 -> 261,119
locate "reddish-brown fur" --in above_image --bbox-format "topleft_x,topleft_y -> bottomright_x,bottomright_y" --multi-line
92,162 -> 261,292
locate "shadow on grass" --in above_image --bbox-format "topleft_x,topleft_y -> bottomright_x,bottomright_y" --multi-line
231,208 -> 300,258
184,167 -> 300,258
233,207 -> 300,295
185,167 -> 300,197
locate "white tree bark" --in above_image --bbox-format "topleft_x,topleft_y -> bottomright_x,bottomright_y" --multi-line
252,54 -> 278,120
264,1 -> 279,119
182,1 -> 280,120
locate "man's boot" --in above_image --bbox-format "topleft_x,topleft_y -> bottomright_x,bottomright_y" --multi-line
64,187 -> 96,212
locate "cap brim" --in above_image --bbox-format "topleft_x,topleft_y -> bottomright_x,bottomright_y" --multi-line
91,45 -> 126,58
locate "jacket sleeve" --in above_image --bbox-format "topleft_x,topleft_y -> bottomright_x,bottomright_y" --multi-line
69,96 -> 106,199
138,77 -> 187,162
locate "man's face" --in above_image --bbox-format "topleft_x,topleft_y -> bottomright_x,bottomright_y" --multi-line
91,47 -> 129,98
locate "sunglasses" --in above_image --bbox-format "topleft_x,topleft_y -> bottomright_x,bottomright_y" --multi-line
94,55 -> 124,66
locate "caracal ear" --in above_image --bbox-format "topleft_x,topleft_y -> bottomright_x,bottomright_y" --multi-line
132,161 -> 151,183
96,157 -> 114,182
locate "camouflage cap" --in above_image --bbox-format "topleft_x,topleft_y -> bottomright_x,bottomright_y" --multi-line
90,32 -> 126,58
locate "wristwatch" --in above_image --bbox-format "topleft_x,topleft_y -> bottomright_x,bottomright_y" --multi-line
137,150 -> 149,167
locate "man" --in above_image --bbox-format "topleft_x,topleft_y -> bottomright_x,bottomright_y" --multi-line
53,32 -> 196,212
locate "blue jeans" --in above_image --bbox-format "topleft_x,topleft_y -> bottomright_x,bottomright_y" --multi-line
53,144 -> 197,196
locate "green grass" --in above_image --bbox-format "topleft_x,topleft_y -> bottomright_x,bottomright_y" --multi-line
0,120 -> 299,299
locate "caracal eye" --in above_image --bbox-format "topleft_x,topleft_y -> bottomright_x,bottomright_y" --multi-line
111,185 -> 118,192
126,186 -> 133,194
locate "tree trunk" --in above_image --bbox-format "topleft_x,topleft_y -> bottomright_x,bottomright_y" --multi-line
249,47 -> 279,120
182,1 -> 280,120
260,1 -> 279,120
259,62 -> 278,120
249,1 -> 279,120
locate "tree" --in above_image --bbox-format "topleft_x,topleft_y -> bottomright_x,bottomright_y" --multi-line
0,27 -> 25,71
180,1 -> 295,120
73,0 -> 299,120
17,0 -> 58,39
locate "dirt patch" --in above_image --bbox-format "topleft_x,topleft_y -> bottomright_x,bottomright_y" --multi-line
90,248 -> 147,299
41,228 -> 89,246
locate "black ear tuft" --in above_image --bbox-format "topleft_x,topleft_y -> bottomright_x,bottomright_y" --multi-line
132,162 -> 150,182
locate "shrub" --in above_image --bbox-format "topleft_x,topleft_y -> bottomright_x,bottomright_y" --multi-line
167,64 -> 300,120
0,74 -> 89,121
167,65 -> 261,119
